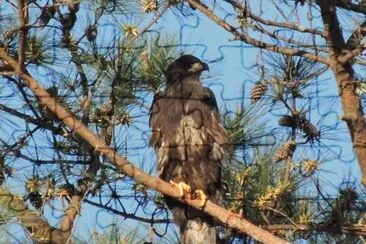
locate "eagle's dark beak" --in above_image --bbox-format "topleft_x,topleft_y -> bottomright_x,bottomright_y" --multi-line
188,61 -> 210,73
201,62 -> 209,72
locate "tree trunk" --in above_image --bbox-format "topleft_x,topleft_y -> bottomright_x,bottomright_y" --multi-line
181,219 -> 216,244
332,62 -> 366,186
318,0 -> 366,185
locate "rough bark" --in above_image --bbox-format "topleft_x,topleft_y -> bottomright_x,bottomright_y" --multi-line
318,0 -> 366,186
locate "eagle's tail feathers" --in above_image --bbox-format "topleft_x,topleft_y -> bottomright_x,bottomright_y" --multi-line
181,219 -> 216,244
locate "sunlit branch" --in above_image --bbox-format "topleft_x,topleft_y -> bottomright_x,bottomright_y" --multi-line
187,0 -> 330,65
225,0 -> 325,37
252,24 -> 328,53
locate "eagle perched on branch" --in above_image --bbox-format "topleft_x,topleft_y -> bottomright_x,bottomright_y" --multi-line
149,55 -> 228,243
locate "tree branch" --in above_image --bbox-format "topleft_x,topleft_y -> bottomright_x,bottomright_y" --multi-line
0,187 -> 69,243
0,49 -> 288,244
263,224 -> 366,236
0,103 -> 64,136
56,3 -> 104,232
252,24 -> 328,53
17,0 -> 28,71
187,0 -> 330,65
225,0 -> 325,37
85,199 -> 172,224
345,22 -> 366,50
338,44 -> 366,64
336,0 -> 366,15
338,22 -> 366,63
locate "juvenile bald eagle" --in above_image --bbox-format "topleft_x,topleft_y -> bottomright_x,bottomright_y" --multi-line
149,55 -> 228,243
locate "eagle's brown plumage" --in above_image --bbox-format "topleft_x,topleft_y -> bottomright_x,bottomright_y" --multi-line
149,55 -> 228,243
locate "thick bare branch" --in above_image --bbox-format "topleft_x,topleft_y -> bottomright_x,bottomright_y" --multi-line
0,48 -> 288,244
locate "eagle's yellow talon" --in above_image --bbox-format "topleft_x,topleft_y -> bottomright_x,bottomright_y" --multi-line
170,181 -> 191,199
192,189 -> 208,208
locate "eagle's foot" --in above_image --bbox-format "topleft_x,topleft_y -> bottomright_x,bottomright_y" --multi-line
192,189 -> 208,208
170,181 -> 191,200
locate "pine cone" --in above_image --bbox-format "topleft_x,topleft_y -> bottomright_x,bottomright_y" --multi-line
272,140 -> 297,162
278,115 -> 320,142
96,102 -> 113,117
39,6 -> 57,26
250,82 -> 268,103
85,25 -> 97,42
278,115 -> 297,128
104,125 -> 113,146
57,183 -> 75,200
28,192 -> 43,209
0,157 -> 4,185
0,169 -> 4,186
39,86 -> 60,121
297,118 -> 320,142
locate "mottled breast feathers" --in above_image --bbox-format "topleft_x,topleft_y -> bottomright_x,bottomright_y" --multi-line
149,77 -> 228,184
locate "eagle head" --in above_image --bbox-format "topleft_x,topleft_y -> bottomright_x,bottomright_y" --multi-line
166,55 -> 209,83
